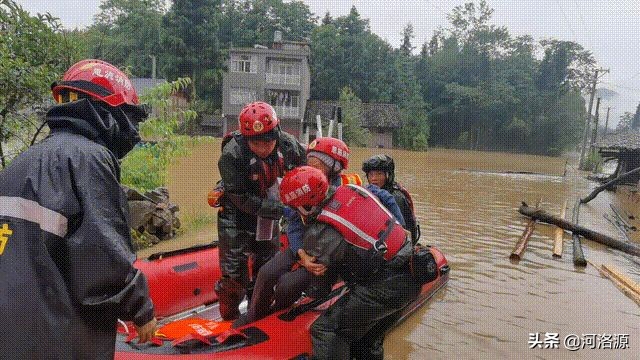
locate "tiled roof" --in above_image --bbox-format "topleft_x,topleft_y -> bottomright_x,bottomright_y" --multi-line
304,100 -> 401,129
596,129 -> 640,151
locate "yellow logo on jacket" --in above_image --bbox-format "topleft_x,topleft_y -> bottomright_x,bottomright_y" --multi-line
0,223 -> 13,255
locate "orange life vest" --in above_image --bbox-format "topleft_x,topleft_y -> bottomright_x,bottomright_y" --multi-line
339,173 -> 362,186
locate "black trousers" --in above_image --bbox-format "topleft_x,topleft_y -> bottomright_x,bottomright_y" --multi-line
245,248 -> 316,323
311,271 -> 420,360
216,223 -> 277,320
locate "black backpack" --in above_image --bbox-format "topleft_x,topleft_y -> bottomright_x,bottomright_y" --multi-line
409,244 -> 439,284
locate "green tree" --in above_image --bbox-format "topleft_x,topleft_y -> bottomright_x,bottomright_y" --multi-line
418,1 -> 592,154
400,23 -> 415,56
539,39 -> 596,91
87,0 -> 165,78
338,87 -> 369,147
310,6 -> 395,103
161,0 -> 224,105
321,11 -> 332,25
0,0 -> 73,167
121,78 -> 197,191
334,5 -> 369,36
617,112 -> 634,131
393,54 -> 429,150
631,103 -> 640,130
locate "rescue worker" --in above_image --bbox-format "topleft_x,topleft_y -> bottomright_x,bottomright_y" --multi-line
216,101 -> 306,320
280,166 -> 420,360
241,138 -> 406,326
363,154 -> 420,244
0,59 -> 157,359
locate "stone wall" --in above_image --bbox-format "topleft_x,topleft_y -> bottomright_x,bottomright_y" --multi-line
123,186 -> 181,249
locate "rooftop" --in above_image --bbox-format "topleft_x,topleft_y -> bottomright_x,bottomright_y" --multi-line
230,42 -> 311,57
304,100 -> 401,129
596,129 -> 640,151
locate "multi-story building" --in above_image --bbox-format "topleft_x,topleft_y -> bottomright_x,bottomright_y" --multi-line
217,31 -> 311,138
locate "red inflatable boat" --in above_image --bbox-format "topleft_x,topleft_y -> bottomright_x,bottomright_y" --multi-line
115,243 -> 449,359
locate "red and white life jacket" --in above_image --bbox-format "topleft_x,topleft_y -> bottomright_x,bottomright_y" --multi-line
317,184 -> 407,261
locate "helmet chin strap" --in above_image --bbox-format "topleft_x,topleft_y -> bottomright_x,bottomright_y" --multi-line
328,158 -> 341,179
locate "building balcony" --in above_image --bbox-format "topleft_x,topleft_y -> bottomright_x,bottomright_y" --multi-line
266,73 -> 301,86
274,106 -> 299,118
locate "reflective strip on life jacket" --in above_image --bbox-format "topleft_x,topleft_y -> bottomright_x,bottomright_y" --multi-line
317,185 -> 407,261
317,209 -> 379,249
0,196 -> 68,238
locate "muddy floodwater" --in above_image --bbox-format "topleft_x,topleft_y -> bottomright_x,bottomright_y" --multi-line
141,139 -> 639,359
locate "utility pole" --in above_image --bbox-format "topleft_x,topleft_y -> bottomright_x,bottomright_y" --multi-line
604,107 -> 611,136
579,68 -> 609,170
150,55 -> 157,80
590,97 -> 602,150
589,97 -> 602,174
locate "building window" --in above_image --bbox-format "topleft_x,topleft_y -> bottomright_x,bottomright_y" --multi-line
230,88 -> 257,105
266,60 -> 301,85
231,55 -> 256,73
267,90 -> 300,117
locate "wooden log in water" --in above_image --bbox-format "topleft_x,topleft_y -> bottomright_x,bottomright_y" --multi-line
552,200 -> 567,258
571,200 -> 587,266
510,198 -> 541,260
580,166 -> 640,204
610,204 -> 637,231
589,261 -> 640,306
518,202 -> 640,258
601,264 -> 640,296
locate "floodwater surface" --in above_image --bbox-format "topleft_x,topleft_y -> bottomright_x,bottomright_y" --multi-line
141,139 -> 639,359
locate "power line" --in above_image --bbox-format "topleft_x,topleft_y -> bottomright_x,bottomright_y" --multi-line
424,0 -> 448,16
556,0 -> 578,40
600,81 -> 640,93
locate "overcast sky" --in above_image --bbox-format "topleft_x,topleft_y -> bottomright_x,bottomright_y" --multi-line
16,0 -> 640,125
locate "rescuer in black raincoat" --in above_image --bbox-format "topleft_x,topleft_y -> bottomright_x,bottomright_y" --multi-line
215,101 -> 306,320
0,59 -> 156,359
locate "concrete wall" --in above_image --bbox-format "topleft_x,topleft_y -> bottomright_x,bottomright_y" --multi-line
367,130 -> 394,148
222,47 -> 310,135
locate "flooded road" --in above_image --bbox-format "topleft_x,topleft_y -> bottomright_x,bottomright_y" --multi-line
147,139 -> 639,359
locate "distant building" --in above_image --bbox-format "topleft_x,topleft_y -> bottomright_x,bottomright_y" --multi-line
596,129 -> 640,184
304,100 -> 401,148
201,31 -> 311,137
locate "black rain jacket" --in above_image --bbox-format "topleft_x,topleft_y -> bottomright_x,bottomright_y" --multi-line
0,99 -> 154,359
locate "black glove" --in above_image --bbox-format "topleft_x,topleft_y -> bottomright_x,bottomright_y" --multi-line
257,199 -> 285,219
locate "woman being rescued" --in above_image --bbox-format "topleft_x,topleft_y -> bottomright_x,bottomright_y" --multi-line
235,138 -> 406,326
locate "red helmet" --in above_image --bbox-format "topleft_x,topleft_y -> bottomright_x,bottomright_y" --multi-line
51,59 -> 139,107
238,101 -> 280,138
307,137 -> 350,170
280,166 -> 329,212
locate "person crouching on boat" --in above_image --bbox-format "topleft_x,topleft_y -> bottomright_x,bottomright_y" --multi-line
363,154 -> 420,244
215,101 -> 306,320
241,138 -> 406,326
280,166 -> 420,360
0,59 -> 157,359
